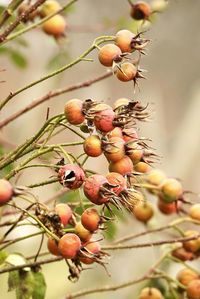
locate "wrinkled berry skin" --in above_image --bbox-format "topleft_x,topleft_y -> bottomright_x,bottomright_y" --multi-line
58,164 -> 85,189
106,172 -> 126,195
0,179 -> 13,205
83,174 -> 109,205
58,233 -> 81,259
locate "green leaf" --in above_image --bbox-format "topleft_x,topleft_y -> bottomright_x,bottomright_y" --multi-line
13,38 -> 29,48
5,253 -> 30,271
16,271 -> 34,299
8,270 -> 19,292
10,50 -> 27,69
63,4 -> 76,14
32,271 -> 46,299
0,250 -> 8,265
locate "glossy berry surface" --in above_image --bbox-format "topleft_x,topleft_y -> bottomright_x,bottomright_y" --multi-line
58,233 -> 81,259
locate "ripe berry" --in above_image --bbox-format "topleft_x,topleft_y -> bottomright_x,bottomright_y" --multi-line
0,179 -> 13,205
183,231 -> 200,253
125,141 -> 144,164
40,0 -> 61,17
177,268 -> 199,287
64,99 -> 85,125
134,161 -> 150,173
157,197 -> 178,215
109,155 -> 133,176
58,233 -> 81,259
113,98 -> 130,109
58,164 -> 85,190
104,137 -> 125,162
139,287 -> 163,299
161,178 -> 183,203
47,237 -> 61,256
189,204 -> 200,221
42,14 -> 66,37
115,29 -> 135,53
171,246 -> 194,261
132,201 -> 154,222
75,222 -> 92,242
109,127 -> 123,139
80,241 -> 101,264
83,135 -> 103,157
94,104 -> 115,132
116,62 -> 137,82
187,279 -> 200,299
106,172 -> 126,195
130,1 -> 151,20
83,174 -> 109,205
122,127 -> 138,142
146,169 -> 166,187
81,208 -> 100,232
55,203 -> 72,226
98,44 -> 122,67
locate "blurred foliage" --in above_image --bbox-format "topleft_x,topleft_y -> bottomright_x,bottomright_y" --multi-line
0,145 -> 14,176
46,50 -> 71,70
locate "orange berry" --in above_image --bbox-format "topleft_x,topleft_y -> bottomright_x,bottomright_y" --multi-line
189,204 -> 200,221
134,161 -> 150,173
83,135 -> 103,157
42,14 -> 66,37
55,203 -> 72,226
187,279 -> 200,299
139,287 -> 163,299
98,44 -> 122,67
47,237 -> 61,256
75,222 -> 92,242
183,230 -> 200,253
133,201 -> 154,222
58,233 -> 81,259
81,208 -> 100,232
177,268 -> 199,287
130,2 -> 151,20
0,179 -> 13,205
109,155 -> 133,176
116,63 -> 137,82
64,99 -> 85,125
115,29 -> 135,53
161,178 -> 183,203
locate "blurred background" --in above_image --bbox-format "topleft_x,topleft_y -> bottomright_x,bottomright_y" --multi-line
0,0 -> 200,298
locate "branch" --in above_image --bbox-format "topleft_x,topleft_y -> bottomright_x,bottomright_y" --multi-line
0,36 -> 115,110
0,0 -> 47,42
102,234 -> 200,250
0,71 -> 112,129
0,256 -> 63,274
0,0 -> 24,28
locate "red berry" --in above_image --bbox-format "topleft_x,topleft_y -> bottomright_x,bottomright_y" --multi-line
83,135 -> 103,157
161,178 -> 183,203
98,44 -> 122,67
116,63 -> 137,82
0,179 -> 13,205
130,2 -> 151,20
115,29 -> 135,53
139,287 -> 163,299
106,172 -> 126,195
171,246 -> 194,261
75,222 -> 92,242
104,137 -> 125,162
177,268 -> 199,287
109,155 -> 133,176
83,174 -> 109,205
58,233 -> 81,259
58,164 -> 85,190
64,99 -> 85,125
55,203 -> 72,226
157,197 -> 178,215
81,208 -> 100,232
47,237 -> 61,256
94,104 -> 115,132
80,241 -> 101,264
187,279 -> 200,299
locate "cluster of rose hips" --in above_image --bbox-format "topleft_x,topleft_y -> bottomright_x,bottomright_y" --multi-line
18,0 -> 66,38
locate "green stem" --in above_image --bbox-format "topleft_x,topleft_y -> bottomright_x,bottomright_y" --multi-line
27,178 -> 58,188
0,36 -> 115,110
0,231 -> 43,250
